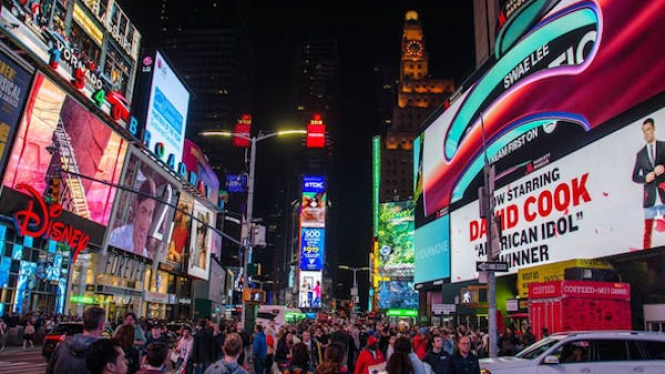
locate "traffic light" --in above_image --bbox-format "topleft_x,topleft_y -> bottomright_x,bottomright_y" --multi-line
243,288 -> 266,304
306,113 -> 326,148
234,114 -> 252,148
47,178 -> 62,203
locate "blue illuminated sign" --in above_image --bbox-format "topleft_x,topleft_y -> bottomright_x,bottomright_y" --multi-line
303,176 -> 325,193
414,215 -> 450,284
300,228 -> 324,271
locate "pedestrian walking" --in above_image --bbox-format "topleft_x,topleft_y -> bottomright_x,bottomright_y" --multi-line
281,342 -> 315,374
136,342 -> 169,374
254,324 -> 268,374
204,333 -> 249,374
116,325 -> 141,374
0,317 -> 8,352
447,336 -> 480,374
316,341 -> 348,374
22,319 -> 35,349
355,336 -> 385,374
422,335 -> 450,374
86,338 -> 128,374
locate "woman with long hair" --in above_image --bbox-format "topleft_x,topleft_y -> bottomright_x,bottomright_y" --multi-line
386,337 -> 415,374
316,341 -> 347,374
282,342 -> 315,374
115,324 -> 140,374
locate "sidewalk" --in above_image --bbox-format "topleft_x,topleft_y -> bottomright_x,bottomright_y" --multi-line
0,344 -> 42,353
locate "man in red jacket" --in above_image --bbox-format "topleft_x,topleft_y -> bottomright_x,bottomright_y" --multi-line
355,336 -> 385,374
413,327 -> 429,359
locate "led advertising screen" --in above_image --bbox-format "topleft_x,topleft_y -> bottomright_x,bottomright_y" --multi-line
378,280 -> 419,310
300,228 -> 324,271
419,0 -> 665,217
301,176 -> 326,228
299,270 -> 322,308
142,51 -> 189,170
106,149 -> 178,259
3,73 -> 128,225
187,200 -> 215,280
0,2 -> 140,129
161,192 -> 194,273
414,214 -> 450,285
377,201 -> 414,278
0,49 -> 32,176
182,139 -> 220,205
450,108 -> 665,282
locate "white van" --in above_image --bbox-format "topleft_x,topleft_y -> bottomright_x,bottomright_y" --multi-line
256,305 -> 303,331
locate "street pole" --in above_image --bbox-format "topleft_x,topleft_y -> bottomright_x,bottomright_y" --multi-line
241,136 -> 257,329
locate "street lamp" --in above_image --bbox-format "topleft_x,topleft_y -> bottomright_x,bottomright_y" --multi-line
200,128 -> 306,327
338,264 -> 370,309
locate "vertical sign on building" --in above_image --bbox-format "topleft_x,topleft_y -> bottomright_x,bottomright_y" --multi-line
299,176 -> 326,308
372,136 -> 381,237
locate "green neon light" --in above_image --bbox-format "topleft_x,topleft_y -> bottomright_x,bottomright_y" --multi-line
386,309 -> 418,317
70,295 -> 95,304
372,136 -> 381,236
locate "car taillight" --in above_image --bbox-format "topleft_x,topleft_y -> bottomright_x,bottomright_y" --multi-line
480,369 -> 492,374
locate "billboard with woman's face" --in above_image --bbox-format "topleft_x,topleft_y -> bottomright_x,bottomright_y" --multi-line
3,73 -> 128,225
187,200 -> 214,280
105,148 -> 178,259
160,192 -> 194,272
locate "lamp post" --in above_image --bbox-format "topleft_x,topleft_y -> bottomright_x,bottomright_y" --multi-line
338,264 -> 369,316
200,128 -> 306,327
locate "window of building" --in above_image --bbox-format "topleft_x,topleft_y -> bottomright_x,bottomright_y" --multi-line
103,46 -> 131,94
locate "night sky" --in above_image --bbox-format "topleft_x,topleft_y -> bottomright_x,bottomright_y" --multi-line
118,0 -> 475,295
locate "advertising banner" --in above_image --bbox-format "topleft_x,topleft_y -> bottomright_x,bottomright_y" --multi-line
377,201 -> 414,278
0,3 -> 140,129
187,200 -> 215,280
301,176 -> 326,228
182,139 -> 219,205
450,108 -> 665,282
298,270 -> 322,308
419,0 -> 665,217
517,258 -> 612,298
529,280 -> 630,301
0,49 -> 32,175
106,149 -> 178,259
378,280 -> 418,310
161,193 -> 195,273
142,51 -> 189,170
225,175 -> 246,193
3,73 -> 128,225
414,214 -> 450,284
300,228 -> 324,271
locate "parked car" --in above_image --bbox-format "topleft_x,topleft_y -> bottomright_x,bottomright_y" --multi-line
480,331 -> 665,374
42,322 -> 113,361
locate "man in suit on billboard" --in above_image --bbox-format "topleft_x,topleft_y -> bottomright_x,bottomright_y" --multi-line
632,118 -> 665,249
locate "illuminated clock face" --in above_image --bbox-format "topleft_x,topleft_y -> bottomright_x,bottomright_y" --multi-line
406,41 -> 423,56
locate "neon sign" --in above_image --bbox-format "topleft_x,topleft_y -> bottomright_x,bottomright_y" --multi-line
13,183 -> 90,263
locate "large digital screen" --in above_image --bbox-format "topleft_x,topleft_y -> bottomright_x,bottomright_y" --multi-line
0,49 -> 32,176
187,200 -> 215,280
450,109 -> 665,282
414,214 -> 450,284
161,192 -> 194,273
3,73 -> 128,225
301,176 -> 326,228
298,270 -> 322,308
377,201 -> 414,278
182,139 -> 220,205
106,149 -> 178,259
378,280 -> 418,310
300,228 -> 324,271
142,51 -> 189,170
418,0 -> 665,216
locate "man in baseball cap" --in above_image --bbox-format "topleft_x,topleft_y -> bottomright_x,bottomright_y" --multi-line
355,335 -> 385,374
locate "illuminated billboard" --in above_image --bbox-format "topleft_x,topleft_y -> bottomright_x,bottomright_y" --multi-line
106,148 -> 178,259
0,2 -> 140,130
299,270 -> 322,308
300,228 -> 324,271
3,73 -> 128,226
419,0 -> 665,216
137,51 -> 189,171
301,176 -> 326,228
161,193 -> 195,273
0,49 -> 32,176
378,280 -> 418,310
182,139 -> 220,205
187,200 -> 215,280
377,201 -> 414,278
414,214 -> 450,285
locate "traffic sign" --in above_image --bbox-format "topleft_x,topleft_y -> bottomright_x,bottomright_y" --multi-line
476,261 -> 509,272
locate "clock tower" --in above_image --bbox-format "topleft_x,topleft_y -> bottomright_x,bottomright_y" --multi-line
379,10 -> 455,202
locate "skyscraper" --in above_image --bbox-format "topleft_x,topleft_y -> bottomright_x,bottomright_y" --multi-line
380,11 -> 455,202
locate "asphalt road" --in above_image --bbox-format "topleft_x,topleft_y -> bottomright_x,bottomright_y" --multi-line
0,345 -> 48,374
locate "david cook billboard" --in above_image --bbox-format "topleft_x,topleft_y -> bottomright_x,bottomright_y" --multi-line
450,108 -> 665,282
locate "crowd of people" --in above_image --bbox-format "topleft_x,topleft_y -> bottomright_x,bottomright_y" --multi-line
0,307 -> 547,374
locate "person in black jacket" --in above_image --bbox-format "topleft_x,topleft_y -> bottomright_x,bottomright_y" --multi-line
192,320 -> 216,374
447,336 -> 480,374
423,335 -> 450,374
